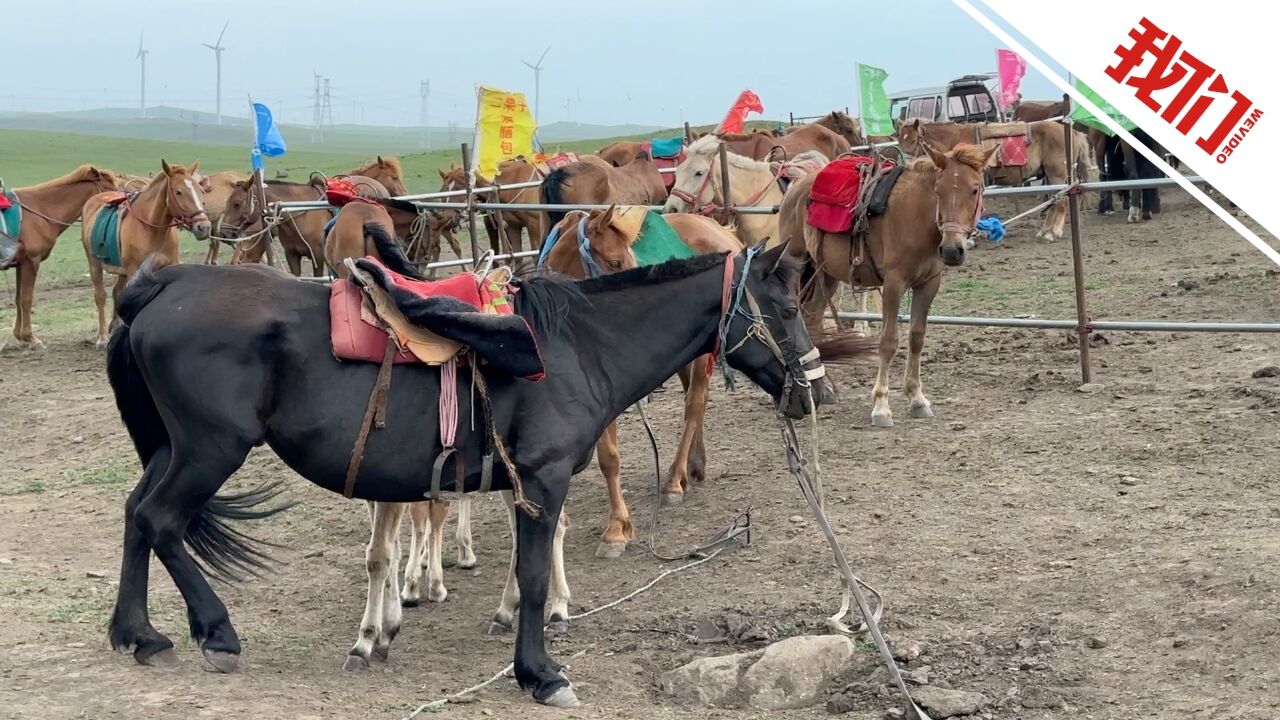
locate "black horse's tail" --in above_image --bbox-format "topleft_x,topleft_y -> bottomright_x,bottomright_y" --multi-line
108,260 -> 292,583
541,167 -> 571,229
364,221 -> 424,280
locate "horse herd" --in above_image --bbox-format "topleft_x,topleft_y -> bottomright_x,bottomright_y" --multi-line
0,109 -> 1168,707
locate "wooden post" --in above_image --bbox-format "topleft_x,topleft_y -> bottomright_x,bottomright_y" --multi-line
1062,93 -> 1092,383
717,142 -> 733,227
683,121 -> 692,143
789,111 -> 795,127
460,142 -> 480,267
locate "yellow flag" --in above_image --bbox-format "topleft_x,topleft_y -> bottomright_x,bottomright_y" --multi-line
474,86 -> 536,179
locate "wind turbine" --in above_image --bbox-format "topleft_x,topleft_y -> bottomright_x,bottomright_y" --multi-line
203,21 -> 229,125
136,35 -> 148,119
520,45 -> 550,126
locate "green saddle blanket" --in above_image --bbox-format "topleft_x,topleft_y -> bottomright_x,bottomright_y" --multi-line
0,190 -> 20,269
631,211 -> 695,266
91,202 -> 123,267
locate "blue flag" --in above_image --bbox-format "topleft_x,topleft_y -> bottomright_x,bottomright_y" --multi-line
252,102 -> 286,170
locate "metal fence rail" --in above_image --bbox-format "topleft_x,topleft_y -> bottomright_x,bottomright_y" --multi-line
836,312 -> 1280,334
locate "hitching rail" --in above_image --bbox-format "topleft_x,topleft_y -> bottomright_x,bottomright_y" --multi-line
835,312 -> 1280,334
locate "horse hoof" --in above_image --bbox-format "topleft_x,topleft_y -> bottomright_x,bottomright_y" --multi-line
594,541 -> 626,559
401,597 -> 421,609
487,620 -> 513,636
457,556 -> 477,570
427,588 -> 448,603
540,686 -> 581,708
870,413 -> 894,428
94,338 -> 110,350
909,403 -> 934,419
546,619 -> 569,636
660,492 -> 684,507
372,645 -> 391,663
343,654 -> 371,671
200,649 -> 240,674
137,647 -> 179,667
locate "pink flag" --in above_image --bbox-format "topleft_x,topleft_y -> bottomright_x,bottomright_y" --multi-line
997,49 -> 1027,108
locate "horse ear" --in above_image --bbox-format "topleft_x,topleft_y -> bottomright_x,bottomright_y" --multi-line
88,167 -> 102,179
377,155 -> 385,165
161,159 -> 173,176
601,204 -> 617,229
438,168 -> 447,179
190,160 -> 200,174
923,141 -> 948,169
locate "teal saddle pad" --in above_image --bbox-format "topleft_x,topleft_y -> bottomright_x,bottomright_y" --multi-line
91,203 -> 124,267
0,190 -> 21,268
632,211 -> 695,266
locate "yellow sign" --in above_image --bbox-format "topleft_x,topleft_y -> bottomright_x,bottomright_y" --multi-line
474,86 -> 536,179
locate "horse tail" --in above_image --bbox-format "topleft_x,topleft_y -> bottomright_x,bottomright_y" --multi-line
364,221 -> 424,280
1074,134 -> 1092,183
185,482 -> 293,582
541,167 -> 571,229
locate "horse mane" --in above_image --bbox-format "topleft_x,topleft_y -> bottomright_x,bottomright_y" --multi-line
350,156 -> 403,179
264,179 -> 312,187
910,143 -> 989,174
22,164 -> 122,192
685,135 -> 767,171
714,131 -> 763,141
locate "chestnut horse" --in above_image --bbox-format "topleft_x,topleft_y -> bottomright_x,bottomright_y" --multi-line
438,161 -> 544,256
896,119 -> 1091,241
82,161 -> 212,347
1012,99 -> 1068,122
597,141 -> 653,167
540,156 -> 666,229
222,179 -> 328,276
784,111 -> 866,147
780,143 -> 997,427
202,170 -> 250,264
718,123 -> 849,161
3,165 -> 122,350
344,156 -> 408,196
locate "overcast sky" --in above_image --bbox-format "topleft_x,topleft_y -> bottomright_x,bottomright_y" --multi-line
2,0 -> 1060,128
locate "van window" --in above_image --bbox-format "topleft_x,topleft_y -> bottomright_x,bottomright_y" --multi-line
968,93 -> 994,115
947,96 -> 966,119
919,97 -> 939,120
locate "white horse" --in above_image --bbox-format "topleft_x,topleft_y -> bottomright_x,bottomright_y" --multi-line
664,135 -> 826,249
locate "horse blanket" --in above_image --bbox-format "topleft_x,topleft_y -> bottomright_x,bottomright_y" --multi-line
649,137 -> 685,190
974,122 -> 1029,167
0,190 -> 20,269
89,192 -> 129,267
807,156 -> 895,233
536,208 -> 692,272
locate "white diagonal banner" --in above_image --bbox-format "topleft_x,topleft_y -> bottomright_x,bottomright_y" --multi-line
956,0 -> 1280,267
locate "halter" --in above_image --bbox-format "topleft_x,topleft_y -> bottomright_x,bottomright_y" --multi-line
126,175 -> 210,231
575,214 -> 608,278
671,148 -> 788,217
935,176 -> 985,239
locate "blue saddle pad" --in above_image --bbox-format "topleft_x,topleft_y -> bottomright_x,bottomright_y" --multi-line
0,190 -> 20,268
324,213 -> 338,237
91,203 -> 123,267
650,136 -> 684,159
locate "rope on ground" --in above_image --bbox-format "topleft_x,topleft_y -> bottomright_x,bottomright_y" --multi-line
401,545 -> 735,719
983,182 -> 1080,241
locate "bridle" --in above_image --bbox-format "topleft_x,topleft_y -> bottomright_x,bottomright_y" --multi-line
127,174 -> 209,231
670,147 -> 787,217
712,247 -> 824,414
913,139 -> 985,242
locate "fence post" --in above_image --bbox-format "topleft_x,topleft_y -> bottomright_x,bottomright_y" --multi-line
789,111 -> 795,127
683,121 -> 692,143
1062,93 -> 1092,383
460,142 -> 481,267
717,142 -> 734,226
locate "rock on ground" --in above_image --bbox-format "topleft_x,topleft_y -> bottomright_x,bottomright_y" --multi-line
659,635 -> 858,710
911,686 -> 988,718
658,651 -> 760,707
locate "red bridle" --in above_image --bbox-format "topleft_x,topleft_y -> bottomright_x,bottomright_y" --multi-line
127,175 -> 210,231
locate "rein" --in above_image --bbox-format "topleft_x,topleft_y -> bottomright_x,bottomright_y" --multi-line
126,178 -> 209,231
671,150 -> 786,217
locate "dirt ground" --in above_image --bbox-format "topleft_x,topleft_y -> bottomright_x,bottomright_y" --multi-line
2,191 -> 1279,720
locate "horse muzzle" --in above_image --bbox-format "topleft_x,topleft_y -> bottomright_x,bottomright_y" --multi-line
190,218 -> 213,241
939,242 -> 965,266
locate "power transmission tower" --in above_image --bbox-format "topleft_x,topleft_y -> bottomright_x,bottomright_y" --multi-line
321,79 -> 333,130
419,80 -> 430,149
311,72 -> 322,142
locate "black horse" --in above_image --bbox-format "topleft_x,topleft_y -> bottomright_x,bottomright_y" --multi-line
104,243 -> 865,706
1098,127 -> 1164,221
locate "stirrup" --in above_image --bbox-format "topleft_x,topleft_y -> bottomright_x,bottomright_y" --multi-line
472,250 -> 495,276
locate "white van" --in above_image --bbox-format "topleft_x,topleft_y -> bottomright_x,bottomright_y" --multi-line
888,73 -> 1005,124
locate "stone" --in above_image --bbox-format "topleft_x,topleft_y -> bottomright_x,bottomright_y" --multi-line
658,651 -> 758,707
890,638 -> 925,662
1177,278 -> 1199,291
1076,382 -> 1106,394
912,687 -> 988,718
949,422 -> 966,431
1021,688 -> 1061,709
826,693 -> 858,714
1119,476 -> 1139,486
1084,636 -> 1107,649
85,570 -> 107,579
789,515 -> 806,524
1253,366 -> 1280,378
743,635 -> 857,710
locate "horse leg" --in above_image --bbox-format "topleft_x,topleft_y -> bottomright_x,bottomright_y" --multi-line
904,275 -> 942,418
1122,144 -> 1142,223
512,478 -> 575,706
86,251 -> 110,348
205,238 -> 220,265
400,502 -> 430,607
444,228 -> 463,259
870,278 -> 904,428
594,421 -> 631,558
491,491 -> 570,637
546,507 -> 570,635
12,257 -> 44,350
663,362 -> 710,505
424,500 -> 450,602
285,249 -> 303,277
346,501 -> 405,670
108,445 -> 177,666
454,496 -> 476,568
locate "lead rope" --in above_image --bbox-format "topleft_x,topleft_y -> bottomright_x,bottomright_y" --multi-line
780,402 -> 929,720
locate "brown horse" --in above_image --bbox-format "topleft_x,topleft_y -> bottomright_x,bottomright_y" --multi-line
3,165 -> 122,350
438,160 -> 544,256
222,179 -> 329,276
540,208 -> 743,553
1013,99 -> 1069,122
719,123 -> 850,161
597,141 -> 652,167
322,201 -> 406,279
344,156 -> 408,196
781,143 -> 996,427
896,118 -> 1091,241
202,170 -> 250,264
784,111 -> 866,147
540,156 -> 666,230
82,161 -> 212,347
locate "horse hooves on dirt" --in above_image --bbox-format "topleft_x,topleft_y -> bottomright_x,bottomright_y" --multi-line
540,686 -> 581,708
909,403 -> 935,419
200,649 -> 240,673
546,618 -> 569,636
401,597 -> 421,609
594,541 -> 627,559
486,620 -> 513,636
660,492 -> 684,507
343,654 -> 371,671
136,647 -> 179,667
456,557 -> 477,570
870,414 -> 894,428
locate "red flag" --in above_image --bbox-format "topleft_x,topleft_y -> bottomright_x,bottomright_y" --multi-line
715,89 -> 764,134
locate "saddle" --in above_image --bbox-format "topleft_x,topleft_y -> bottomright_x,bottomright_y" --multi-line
648,137 -> 686,191
532,152 -> 579,177
974,121 -> 1030,170
806,156 -> 899,288
89,192 -> 130,268
771,155 -> 825,197
325,177 -> 378,208
0,189 -> 21,270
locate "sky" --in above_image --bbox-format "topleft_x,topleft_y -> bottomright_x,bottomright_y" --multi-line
1,0 -> 1061,128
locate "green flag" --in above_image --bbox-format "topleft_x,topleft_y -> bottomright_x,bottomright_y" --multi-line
1069,79 -> 1136,137
858,63 -> 895,137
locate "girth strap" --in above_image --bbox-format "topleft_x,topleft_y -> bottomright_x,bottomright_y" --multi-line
344,340 -> 397,498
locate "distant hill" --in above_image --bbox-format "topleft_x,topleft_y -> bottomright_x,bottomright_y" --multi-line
0,106 -> 664,155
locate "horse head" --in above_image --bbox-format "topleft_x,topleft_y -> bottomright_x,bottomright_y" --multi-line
663,135 -> 723,215
920,142 -> 998,266
159,159 -> 212,240
541,206 -> 636,278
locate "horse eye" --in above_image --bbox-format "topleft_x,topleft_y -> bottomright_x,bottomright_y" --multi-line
972,188 -> 979,195
609,259 -> 623,269
781,307 -> 799,320
694,170 -> 704,177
